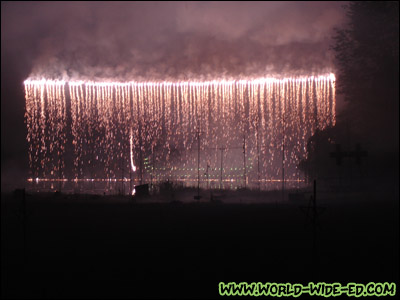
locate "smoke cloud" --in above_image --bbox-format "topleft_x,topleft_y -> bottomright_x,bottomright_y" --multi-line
2,2 -> 345,81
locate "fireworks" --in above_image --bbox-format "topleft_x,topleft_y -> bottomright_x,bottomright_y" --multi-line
24,74 -> 335,189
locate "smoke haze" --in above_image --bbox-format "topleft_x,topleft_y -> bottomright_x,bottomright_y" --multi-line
2,2 -> 345,81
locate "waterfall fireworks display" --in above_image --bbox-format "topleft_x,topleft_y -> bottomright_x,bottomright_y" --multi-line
3,2 -> 399,299
24,74 -> 335,190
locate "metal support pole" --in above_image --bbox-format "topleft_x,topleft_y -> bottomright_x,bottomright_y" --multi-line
197,130 -> 200,198
219,147 -> 225,189
243,134 -> 246,189
313,179 -> 317,263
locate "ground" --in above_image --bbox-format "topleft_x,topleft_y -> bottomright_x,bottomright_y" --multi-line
1,181 -> 399,299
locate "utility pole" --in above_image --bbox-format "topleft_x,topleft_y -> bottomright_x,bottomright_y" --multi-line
257,135 -> 260,191
151,146 -> 155,190
219,146 -> 225,189
137,92 -> 144,186
194,129 -> 203,200
299,179 -> 325,270
22,189 -> 28,266
312,179 -> 317,264
121,155 -> 124,195
58,157 -> 62,192
138,128 -> 143,185
243,134 -> 246,189
282,137 -> 285,201
198,130 -> 200,196
206,163 -> 210,190
282,101 -> 285,202
129,157 -> 132,195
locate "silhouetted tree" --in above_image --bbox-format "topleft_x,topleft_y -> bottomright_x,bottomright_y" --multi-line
332,1 -> 399,151
299,2 -> 399,181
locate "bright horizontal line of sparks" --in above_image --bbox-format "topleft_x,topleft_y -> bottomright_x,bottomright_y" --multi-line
28,178 -> 306,183
24,74 -> 335,87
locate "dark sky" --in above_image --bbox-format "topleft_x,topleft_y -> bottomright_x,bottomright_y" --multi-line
1,1 -> 346,188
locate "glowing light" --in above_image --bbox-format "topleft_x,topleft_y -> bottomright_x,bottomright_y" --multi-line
24,74 -> 336,188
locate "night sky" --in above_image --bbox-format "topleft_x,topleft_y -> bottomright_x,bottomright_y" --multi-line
1,2 -> 346,189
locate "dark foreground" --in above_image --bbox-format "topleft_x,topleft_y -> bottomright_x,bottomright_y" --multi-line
1,186 -> 399,299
